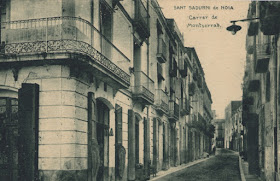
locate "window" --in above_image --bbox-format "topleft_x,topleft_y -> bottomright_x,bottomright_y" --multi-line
266,71 -> 270,102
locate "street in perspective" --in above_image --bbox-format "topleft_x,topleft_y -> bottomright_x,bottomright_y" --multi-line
0,0 -> 279,181
152,149 -> 241,181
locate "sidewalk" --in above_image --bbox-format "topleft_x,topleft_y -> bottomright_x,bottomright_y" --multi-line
239,156 -> 262,181
149,156 -> 212,181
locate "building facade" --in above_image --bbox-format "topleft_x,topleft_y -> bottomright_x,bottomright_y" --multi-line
212,119 -> 225,148
242,1 -> 280,180
231,106 -> 243,152
224,101 -> 242,149
0,0 -> 213,181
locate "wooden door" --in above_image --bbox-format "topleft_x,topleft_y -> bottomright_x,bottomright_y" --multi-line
0,98 -> 18,181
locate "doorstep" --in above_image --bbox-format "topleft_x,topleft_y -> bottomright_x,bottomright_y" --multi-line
149,156 -> 212,181
239,156 -> 262,181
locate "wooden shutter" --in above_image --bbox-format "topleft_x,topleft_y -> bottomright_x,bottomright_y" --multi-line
128,110 -> 135,180
88,92 -> 99,181
18,83 -> 39,181
163,123 -> 166,166
115,104 -> 123,146
115,104 -> 126,180
153,118 -> 158,171
144,117 -> 150,179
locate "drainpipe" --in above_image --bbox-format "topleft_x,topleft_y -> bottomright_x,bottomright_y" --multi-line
274,33 -> 279,181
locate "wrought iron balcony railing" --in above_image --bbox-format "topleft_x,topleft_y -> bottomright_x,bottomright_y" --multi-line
169,100 -> 179,121
255,43 -> 270,73
169,57 -> 177,77
193,71 -> 198,81
197,75 -> 203,88
179,58 -> 188,77
157,38 -> 167,63
257,43 -> 270,60
134,0 -> 150,39
157,62 -> 164,81
132,71 -> 154,104
155,89 -> 169,114
189,82 -> 196,96
180,98 -> 190,116
0,16 -> 131,86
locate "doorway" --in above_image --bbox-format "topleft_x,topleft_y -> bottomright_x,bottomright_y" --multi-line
0,97 -> 18,181
96,100 -> 110,181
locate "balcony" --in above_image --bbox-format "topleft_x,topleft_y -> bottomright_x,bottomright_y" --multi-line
255,43 -> 270,73
187,112 -> 206,131
134,0 -> 150,39
193,71 -> 198,81
197,112 -> 207,131
0,16 -> 130,88
157,38 -> 167,63
180,98 -> 190,116
243,96 -> 254,105
179,58 -> 188,77
189,82 -> 196,96
155,89 -> 169,114
169,56 -> 177,77
197,75 -> 203,88
259,2 -> 280,35
112,0 -> 121,7
248,80 -> 260,92
170,77 -> 177,93
169,100 -> 179,121
132,71 -> 154,105
247,22 -> 259,36
157,62 -> 164,81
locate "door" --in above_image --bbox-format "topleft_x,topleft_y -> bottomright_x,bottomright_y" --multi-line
96,100 -> 110,181
0,98 -> 18,181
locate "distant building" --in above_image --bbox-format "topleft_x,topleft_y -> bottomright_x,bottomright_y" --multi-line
213,119 -> 225,148
224,101 -> 242,149
231,106 -> 243,152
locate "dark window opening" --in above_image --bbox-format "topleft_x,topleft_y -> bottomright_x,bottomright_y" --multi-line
135,118 -> 140,164
266,71 -> 270,102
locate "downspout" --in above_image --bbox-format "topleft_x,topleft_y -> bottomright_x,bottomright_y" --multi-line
274,33 -> 279,181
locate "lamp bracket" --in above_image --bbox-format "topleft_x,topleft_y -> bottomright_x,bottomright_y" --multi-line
230,17 -> 260,24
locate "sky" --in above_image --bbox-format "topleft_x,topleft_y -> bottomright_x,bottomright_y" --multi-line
157,0 -> 250,118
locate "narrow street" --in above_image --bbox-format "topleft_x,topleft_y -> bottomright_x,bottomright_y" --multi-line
155,149 -> 241,181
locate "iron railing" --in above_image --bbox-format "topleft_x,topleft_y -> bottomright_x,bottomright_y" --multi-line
155,89 -> 169,113
180,98 -> 190,116
157,38 -> 167,62
169,56 -> 177,77
157,62 -> 164,81
256,43 -> 270,60
169,99 -> 179,120
132,71 -> 154,103
1,16 -> 131,84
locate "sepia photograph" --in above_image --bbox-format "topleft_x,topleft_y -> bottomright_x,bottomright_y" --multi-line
0,0 -> 278,180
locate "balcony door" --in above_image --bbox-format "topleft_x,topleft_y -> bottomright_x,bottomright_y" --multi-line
100,3 -> 112,59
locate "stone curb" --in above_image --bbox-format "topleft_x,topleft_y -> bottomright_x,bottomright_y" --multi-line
149,156 -> 212,181
239,156 -> 246,181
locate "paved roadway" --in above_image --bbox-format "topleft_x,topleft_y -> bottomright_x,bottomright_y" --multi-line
157,149 -> 241,181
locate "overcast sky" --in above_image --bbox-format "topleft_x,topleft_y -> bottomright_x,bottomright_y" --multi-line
157,0 -> 250,118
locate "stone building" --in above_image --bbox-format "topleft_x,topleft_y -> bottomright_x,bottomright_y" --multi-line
231,105 -> 243,152
224,101 -> 242,149
185,47 -> 214,161
212,119 -> 225,148
242,1 -> 280,180
0,0 -> 213,180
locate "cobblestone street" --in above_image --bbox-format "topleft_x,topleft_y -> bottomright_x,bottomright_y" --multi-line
154,149 -> 241,181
